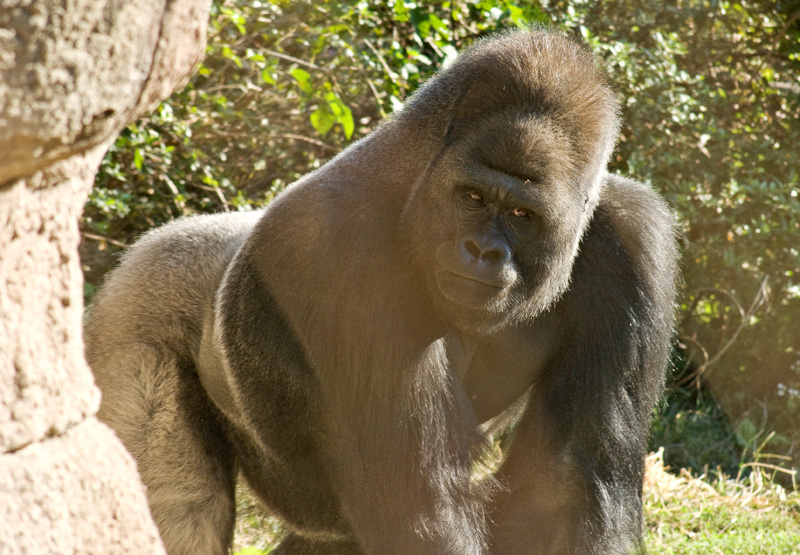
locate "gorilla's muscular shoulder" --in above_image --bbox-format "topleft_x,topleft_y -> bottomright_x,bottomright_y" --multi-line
85,211 -> 262,366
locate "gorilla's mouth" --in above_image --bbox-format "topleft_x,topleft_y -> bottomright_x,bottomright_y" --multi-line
435,268 -> 510,311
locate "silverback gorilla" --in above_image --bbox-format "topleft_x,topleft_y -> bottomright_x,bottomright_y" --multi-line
85,29 -> 678,555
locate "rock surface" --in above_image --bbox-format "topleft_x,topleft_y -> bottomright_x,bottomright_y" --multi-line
0,0 -> 209,552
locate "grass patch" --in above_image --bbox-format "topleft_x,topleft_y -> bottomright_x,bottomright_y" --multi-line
644,449 -> 800,554
232,483 -> 283,554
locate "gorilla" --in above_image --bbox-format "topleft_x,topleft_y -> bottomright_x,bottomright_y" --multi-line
85,29 -> 678,555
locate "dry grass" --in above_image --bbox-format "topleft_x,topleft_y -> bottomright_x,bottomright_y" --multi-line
645,447 -> 798,512
644,448 -> 800,554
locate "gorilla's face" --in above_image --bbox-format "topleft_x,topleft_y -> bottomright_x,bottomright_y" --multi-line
402,114 -> 597,334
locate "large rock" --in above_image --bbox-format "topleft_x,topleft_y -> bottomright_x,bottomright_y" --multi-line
0,420 -> 163,553
0,0 -> 209,186
0,0 -> 210,552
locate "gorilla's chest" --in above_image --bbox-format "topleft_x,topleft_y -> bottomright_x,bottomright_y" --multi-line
449,315 -> 561,424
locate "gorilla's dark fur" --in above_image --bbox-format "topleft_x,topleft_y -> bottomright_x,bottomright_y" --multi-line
85,29 -> 679,555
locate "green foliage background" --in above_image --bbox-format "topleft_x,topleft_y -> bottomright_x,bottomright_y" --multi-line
81,0 -> 800,476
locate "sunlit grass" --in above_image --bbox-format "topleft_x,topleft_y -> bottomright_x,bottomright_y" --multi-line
232,483 -> 283,554
644,449 -> 800,554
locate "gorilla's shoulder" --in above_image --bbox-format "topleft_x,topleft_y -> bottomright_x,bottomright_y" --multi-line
597,173 -> 679,276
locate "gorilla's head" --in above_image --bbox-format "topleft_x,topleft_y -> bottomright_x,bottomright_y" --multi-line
399,31 -> 620,334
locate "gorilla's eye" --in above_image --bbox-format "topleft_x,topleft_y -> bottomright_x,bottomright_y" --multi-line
466,189 -> 485,203
510,207 -> 531,218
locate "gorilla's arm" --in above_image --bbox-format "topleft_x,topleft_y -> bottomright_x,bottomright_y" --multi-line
487,174 -> 678,555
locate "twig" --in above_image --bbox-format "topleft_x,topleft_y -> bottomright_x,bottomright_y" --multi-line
776,10 -> 800,47
365,77 -> 387,119
264,49 -> 321,71
739,461 -> 797,479
279,133 -> 339,153
81,232 -> 128,249
162,175 -> 186,215
192,178 -> 230,213
673,335 -> 709,389
363,38 -> 399,84
678,276 -> 770,386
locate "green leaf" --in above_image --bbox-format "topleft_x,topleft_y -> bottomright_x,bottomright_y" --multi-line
261,69 -> 276,85
324,91 -> 354,139
221,46 -> 242,68
133,148 -> 144,171
310,106 -> 336,136
736,418 -> 758,447
428,14 -> 449,36
290,68 -> 313,96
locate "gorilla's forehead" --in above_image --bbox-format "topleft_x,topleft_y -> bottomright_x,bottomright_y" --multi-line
447,113 -> 579,186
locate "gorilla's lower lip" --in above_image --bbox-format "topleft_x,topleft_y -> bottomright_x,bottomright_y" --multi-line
436,268 -> 509,309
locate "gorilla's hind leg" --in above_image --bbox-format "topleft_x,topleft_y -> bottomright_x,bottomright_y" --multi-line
95,346 -> 237,555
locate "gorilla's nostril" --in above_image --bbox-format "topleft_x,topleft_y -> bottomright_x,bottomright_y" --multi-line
463,239 -> 482,260
482,247 -> 508,265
